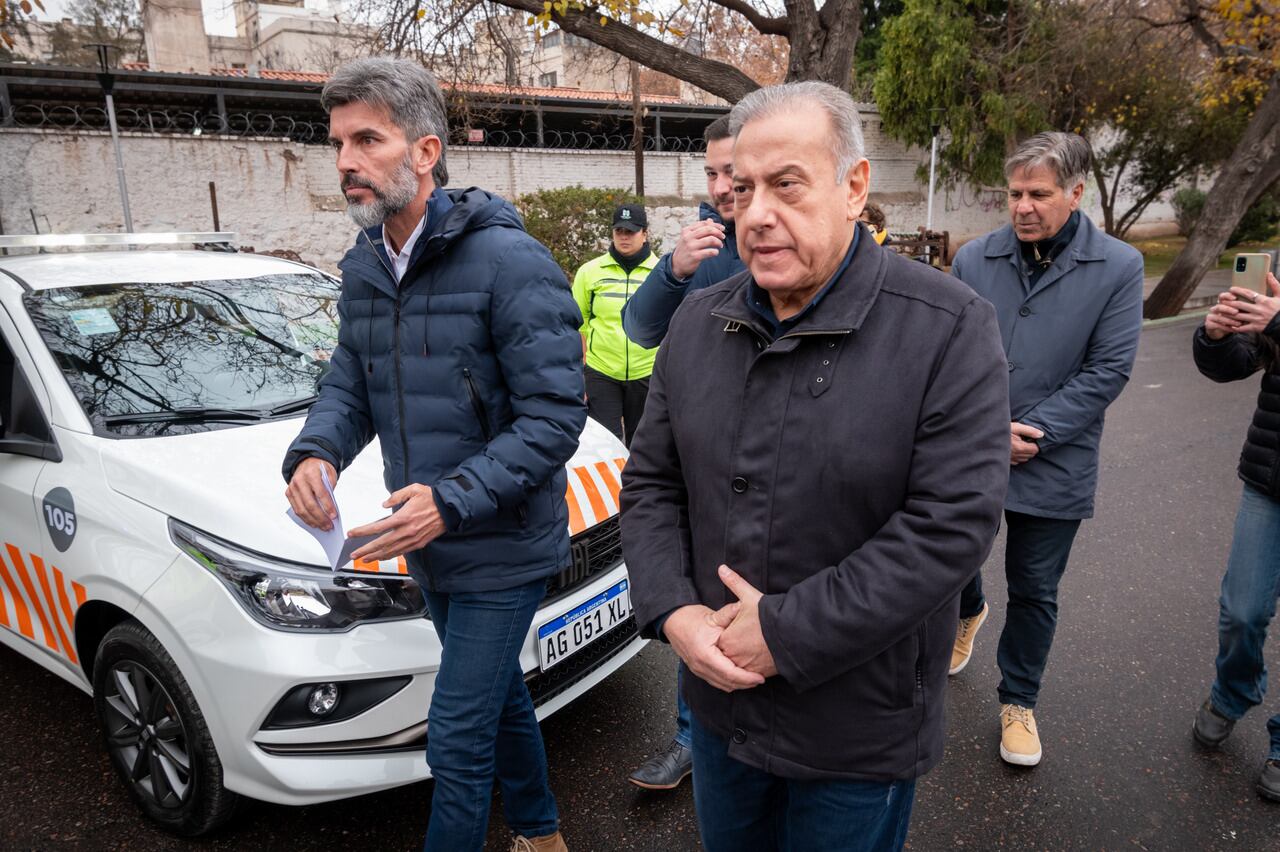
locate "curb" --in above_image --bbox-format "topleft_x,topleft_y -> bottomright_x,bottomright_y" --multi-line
1143,309 -> 1208,329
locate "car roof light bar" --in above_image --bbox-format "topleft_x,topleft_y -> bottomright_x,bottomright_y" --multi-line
0,232 -> 237,249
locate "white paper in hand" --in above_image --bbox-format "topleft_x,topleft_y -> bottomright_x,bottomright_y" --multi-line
286,467 -> 378,571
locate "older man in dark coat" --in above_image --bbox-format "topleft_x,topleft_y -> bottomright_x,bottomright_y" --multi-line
947,131 -> 1144,769
619,81 -> 1010,852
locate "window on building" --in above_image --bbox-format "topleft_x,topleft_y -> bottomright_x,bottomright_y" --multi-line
538,71 -> 558,87
542,31 -> 561,48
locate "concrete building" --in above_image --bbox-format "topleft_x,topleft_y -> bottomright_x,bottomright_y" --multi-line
466,12 -> 634,93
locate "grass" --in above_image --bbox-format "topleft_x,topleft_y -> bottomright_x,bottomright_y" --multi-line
1129,234 -> 1278,279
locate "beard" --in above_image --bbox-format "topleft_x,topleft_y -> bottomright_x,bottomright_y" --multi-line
342,155 -> 419,229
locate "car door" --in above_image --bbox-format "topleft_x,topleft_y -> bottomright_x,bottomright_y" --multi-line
0,303 -> 79,674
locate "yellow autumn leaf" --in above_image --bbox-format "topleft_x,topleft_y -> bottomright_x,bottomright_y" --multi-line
19,0 -> 32,13
416,8 -> 426,19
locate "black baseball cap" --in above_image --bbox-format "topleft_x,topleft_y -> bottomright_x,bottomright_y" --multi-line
612,204 -> 648,232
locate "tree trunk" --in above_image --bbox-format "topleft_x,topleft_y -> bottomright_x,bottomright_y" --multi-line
1091,160 -> 1115,235
488,0 -> 863,102
1144,74 -> 1280,319
491,0 -> 763,102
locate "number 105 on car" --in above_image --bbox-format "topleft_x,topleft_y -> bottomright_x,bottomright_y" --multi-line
537,579 -> 631,671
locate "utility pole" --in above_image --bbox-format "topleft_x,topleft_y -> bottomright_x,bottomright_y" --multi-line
631,60 -> 644,195
87,43 -> 134,233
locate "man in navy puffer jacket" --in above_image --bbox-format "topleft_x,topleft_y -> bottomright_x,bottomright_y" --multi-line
283,58 -> 583,852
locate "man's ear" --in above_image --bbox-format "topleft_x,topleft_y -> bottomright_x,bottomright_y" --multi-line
846,159 -> 871,221
414,135 -> 442,179
1068,179 -> 1085,211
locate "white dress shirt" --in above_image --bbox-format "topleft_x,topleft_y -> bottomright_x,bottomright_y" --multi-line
383,213 -> 427,283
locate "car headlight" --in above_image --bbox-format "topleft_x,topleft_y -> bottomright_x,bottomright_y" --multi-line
168,518 -> 427,632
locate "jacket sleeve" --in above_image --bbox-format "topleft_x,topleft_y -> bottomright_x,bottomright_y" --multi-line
281,294 -> 375,482
622,252 -> 690,348
571,261 -> 593,338
757,296 -> 1010,692
618,336 -> 699,638
430,240 -> 587,530
1192,323 -> 1265,383
1018,254 -> 1144,450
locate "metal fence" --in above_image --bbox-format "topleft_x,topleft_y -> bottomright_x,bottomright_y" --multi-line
1,103 -> 706,152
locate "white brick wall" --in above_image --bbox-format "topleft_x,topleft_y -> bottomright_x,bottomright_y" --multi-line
4,124 -> 1169,270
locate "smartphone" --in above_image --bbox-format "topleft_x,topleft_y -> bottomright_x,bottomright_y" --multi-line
1233,253 -> 1272,296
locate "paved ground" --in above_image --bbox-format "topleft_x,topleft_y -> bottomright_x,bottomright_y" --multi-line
2,317 -> 1278,851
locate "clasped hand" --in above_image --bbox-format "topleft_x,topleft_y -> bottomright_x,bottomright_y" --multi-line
665,565 -> 778,694
1205,272 -> 1280,340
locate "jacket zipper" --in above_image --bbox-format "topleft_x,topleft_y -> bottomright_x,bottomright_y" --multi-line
462,368 -> 493,442
358,230 -> 426,586
464,367 -> 526,526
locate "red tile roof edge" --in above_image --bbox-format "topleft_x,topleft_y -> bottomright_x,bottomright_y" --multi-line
118,62 -> 696,105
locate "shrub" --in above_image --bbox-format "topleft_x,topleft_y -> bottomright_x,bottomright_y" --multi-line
514,185 -> 661,278
1171,185 -> 1280,246
1231,191 -> 1280,247
1172,187 -> 1206,236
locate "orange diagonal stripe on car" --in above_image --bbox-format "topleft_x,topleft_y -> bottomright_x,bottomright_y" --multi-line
0,562 -> 9,629
52,567 -> 78,642
0,544 -> 33,638
31,555 -> 77,664
564,483 -> 586,536
612,456 -> 626,476
593,461 -> 621,506
72,582 -> 87,607
5,545 -> 58,651
574,467 -> 608,524
396,556 -> 408,575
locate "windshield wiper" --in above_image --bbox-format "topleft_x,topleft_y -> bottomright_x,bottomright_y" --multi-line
265,395 -> 318,416
102,406 -> 268,426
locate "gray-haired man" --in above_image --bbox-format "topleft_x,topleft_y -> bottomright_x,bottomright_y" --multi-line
621,81 -> 1009,851
948,131 -> 1144,767
283,58 -> 583,851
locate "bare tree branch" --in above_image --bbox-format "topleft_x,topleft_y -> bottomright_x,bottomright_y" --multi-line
708,0 -> 788,36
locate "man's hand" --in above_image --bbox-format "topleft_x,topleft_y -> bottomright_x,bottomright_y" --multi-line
285,457 -> 338,531
663,602 -> 766,693
670,219 -> 726,280
348,483 -> 447,563
1212,273 -> 1280,336
710,565 -> 779,679
1010,421 -> 1044,466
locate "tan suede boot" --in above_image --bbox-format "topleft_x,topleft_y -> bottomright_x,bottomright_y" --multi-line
510,831 -> 568,852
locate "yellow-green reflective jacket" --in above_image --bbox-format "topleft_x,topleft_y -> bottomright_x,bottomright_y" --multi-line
571,250 -> 659,381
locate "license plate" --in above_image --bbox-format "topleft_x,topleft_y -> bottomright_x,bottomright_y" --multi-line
537,579 -> 631,671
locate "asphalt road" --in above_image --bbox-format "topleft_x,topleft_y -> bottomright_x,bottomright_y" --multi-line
2,317 -> 1277,851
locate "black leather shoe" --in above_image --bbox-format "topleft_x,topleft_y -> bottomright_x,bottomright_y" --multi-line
1258,759 -> 1280,803
627,739 -> 692,790
1192,699 -> 1236,748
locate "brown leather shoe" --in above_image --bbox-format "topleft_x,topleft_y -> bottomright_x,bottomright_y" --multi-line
510,831 -> 568,852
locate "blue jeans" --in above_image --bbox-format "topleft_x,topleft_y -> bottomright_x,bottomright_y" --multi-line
958,509 -> 1082,709
675,661 -> 692,748
422,578 -> 558,851
689,716 -> 916,852
1210,484 -> 1280,760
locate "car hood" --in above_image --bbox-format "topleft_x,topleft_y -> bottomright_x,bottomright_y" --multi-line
98,417 -> 628,568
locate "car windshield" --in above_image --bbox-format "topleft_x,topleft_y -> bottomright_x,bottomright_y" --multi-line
24,273 -> 341,437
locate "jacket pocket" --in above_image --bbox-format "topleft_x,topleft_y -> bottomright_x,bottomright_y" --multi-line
462,367 -> 493,443
462,367 -> 527,526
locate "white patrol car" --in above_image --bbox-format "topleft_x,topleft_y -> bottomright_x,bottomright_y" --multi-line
0,233 -> 643,835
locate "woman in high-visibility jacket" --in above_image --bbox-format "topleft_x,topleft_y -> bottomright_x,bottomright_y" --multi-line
571,204 -> 659,446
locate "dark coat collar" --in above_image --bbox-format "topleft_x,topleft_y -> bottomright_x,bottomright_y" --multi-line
983,213 -> 1109,263
708,222 -> 886,339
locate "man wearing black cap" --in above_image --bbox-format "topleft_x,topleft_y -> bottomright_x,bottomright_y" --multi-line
571,203 -> 659,446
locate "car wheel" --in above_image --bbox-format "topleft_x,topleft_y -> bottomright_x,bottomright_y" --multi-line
92,620 -> 238,836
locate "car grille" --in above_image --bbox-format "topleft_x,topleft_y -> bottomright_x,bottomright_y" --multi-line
544,514 -> 622,604
526,616 -> 639,707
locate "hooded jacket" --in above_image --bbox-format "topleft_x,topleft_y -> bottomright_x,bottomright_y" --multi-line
282,187 -> 587,593
572,247 -> 659,381
621,202 -> 744,348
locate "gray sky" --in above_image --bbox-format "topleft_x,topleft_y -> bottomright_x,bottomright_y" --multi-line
34,0 -> 239,37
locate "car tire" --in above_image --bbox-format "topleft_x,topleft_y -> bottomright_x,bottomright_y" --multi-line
92,620 -> 239,836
